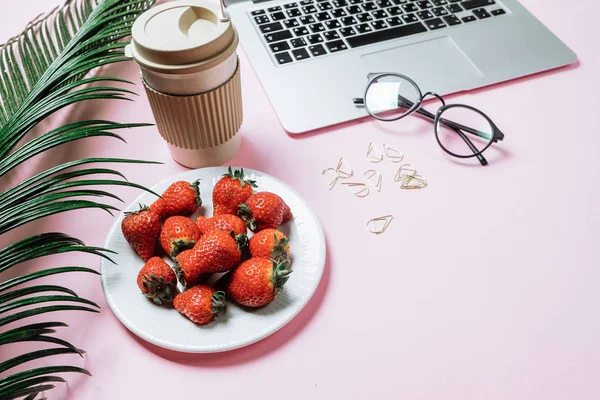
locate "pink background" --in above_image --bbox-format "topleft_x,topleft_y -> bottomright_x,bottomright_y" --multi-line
1,0 -> 599,399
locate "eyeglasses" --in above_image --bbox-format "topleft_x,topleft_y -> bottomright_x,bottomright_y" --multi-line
353,73 -> 505,166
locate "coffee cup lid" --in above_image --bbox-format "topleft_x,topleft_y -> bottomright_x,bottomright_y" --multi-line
128,1 -> 237,73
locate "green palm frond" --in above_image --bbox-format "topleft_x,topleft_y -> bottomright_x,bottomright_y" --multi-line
0,0 -> 158,398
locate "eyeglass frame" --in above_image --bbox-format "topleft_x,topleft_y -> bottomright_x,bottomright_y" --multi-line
353,73 -> 505,166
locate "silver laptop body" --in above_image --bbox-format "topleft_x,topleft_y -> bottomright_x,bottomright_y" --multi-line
226,0 -> 577,133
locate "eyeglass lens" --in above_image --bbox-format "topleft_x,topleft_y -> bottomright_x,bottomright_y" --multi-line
436,106 -> 494,157
365,74 -> 420,121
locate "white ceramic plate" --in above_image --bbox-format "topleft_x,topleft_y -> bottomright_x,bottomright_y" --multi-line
101,167 -> 326,353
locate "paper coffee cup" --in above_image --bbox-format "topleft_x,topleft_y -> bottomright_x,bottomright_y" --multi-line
126,1 -> 243,168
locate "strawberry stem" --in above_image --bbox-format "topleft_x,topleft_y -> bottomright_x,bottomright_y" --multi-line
237,203 -> 256,230
211,291 -> 226,318
190,179 -> 202,208
223,167 -> 258,188
272,259 -> 292,295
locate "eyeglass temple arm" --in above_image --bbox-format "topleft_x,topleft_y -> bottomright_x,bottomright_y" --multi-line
353,97 -> 487,166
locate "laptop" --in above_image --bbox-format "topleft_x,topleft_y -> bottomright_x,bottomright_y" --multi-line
225,0 -> 577,133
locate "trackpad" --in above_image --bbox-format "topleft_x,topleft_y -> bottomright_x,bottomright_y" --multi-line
361,36 -> 483,90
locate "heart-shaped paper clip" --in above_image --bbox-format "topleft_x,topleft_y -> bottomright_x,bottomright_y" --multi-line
400,174 -> 428,190
341,182 -> 370,198
383,144 -> 404,163
394,164 -> 417,183
364,169 -> 382,192
366,215 -> 394,235
322,168 -> 340,191
335,157 -> 354,179
366,142 -> 384,163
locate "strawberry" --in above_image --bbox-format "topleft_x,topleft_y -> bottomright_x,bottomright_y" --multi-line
137,257 -> 178,305
226,257 -> 292,307
150,180 -> 202,219
159,216 -> 201,258
173,285 -> 225,325
213,167 -> 257,216
282,202 -> 293,223
175,230 -> 247,287
238,192 -> 286,232
195,214 -> 247,236
249,229 -> 290,261
121,205 -> 161,261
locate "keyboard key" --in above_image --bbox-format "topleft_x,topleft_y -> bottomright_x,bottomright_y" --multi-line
416,10 -> 433,19
461,0 -> 494,10
300,0 -> 314,4
309,44 -> 327,56
402,4 -> 418,12
447,4 -> 462,12
491,8 -> 505,16
268,6 -> 282,12
326,39 -> 348,52
316,11 -> 331,20
357,13 -> 373,22
274,51 -> 293,64
255,15 -> 270,24
402,13 -> 418,23
333,0 -> 348,6
388,6 -> 403,15
287,8 -> 302,17
356,23 -> 373,33
371,19 -> 388,29
425,17 -> 446,29
318,2 -> 333,10
341,16 -> 357,25
325,19 -> 342,28
443,14 -> 461,25
346,21 -> 427,47
372,9 -> 388,18
462,15 -> 476,22
339,27 -> 357,36
285,3 -> 299,8
349,0 -> 363,3
310,22 -> 326,32
302,5 -> 317,13
292,48 -> 310,60
271,12 -> 286,21
265,30 -> 293,42
299,15 -> 316,24
293,26 -> 310,35
432,0 -> 447,5
416,1 -> 433,9
260,22 -> 283,33
432,7 -> 448,16
307,33 -> 324,43
290,37 -> 307,47
331,9 -> 348,17
376,0 -> 392,7
269,41 -> 291,52
363,2 -> 377,11
473,8 -> 491,18
284,19 -> 300,28
251,10 -> 266,16
347,5 -> 362,13
323,30 -> 340,40
386,16 -> 403,26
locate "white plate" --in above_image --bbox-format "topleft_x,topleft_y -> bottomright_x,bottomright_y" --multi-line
101,167 -> 326,353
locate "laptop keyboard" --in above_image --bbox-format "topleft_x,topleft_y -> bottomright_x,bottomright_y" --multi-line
249,0 -> 507,65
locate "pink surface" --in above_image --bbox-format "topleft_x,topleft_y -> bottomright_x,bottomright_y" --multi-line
1,0 -> 599,399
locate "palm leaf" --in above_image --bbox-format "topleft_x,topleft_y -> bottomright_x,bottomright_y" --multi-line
0,0 -> 158,398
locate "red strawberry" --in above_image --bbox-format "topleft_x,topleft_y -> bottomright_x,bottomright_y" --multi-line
249,229 -> 290,260
175,230 -> 247,287
282,202 -> 293,223
137,257 -> 178,305
159,216 -> 201,258
226,257 -> 292,307
122,206 -> 161,261
213,167 -> 257,215
150,180 -> 202,219
238,192 -> 285,232
195,214 -> 247,236
174,285 -> 225,325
